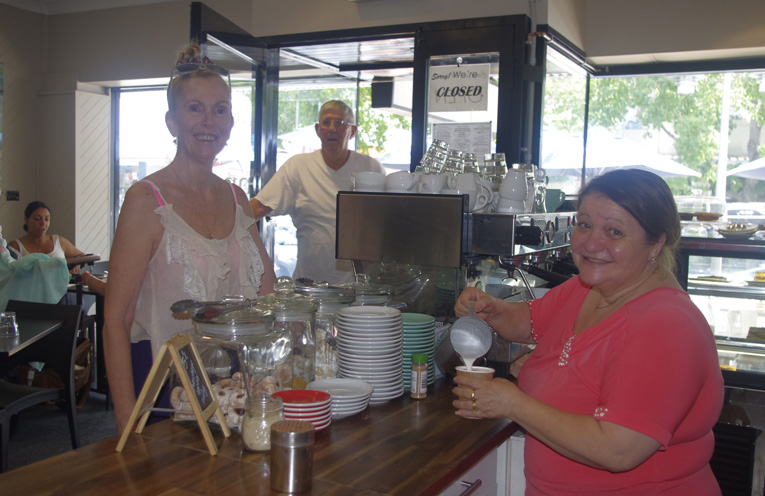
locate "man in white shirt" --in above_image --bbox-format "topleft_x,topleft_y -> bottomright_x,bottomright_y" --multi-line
251,100 -> 385,283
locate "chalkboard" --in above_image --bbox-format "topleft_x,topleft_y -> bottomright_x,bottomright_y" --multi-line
175,340 -> 212,411
116,333 -> 230,455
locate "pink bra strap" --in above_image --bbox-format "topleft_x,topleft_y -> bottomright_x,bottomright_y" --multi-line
229,182 -> 238,200
144,181 -> 166,207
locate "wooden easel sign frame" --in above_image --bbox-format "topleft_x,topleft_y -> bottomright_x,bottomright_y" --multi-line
116,333 -> 230,455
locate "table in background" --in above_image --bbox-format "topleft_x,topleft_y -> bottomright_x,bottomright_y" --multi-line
0,319 -> 62,358
0,319 -> 62,375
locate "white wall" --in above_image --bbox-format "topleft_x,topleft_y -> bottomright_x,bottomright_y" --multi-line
75,89 -> 111,259
45,1 -> 189,85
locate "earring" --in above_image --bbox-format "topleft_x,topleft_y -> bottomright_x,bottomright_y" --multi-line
649,258 -> 656,266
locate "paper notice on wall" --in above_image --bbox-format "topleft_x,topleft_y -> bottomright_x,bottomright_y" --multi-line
432,122 -> 493,155
429,63 -> 490,112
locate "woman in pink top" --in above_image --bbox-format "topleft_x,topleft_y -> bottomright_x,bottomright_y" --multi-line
104,45 -> 276,434
453,169 -> 723,495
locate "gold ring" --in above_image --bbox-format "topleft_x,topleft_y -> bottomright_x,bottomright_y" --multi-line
472,399 -> 477,411
471,390 -> 475,400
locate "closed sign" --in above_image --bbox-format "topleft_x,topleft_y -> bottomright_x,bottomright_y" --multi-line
429,63 -> 490,112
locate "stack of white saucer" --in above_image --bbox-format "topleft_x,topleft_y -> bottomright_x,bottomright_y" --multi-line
335,306 -> 405,405
307,378 -> 374,419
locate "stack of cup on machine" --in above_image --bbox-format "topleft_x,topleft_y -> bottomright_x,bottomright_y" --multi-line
353,171 -> 386,192
385,170 -> 421,193
497,165 -> 529,214
415,139 -> 449,174
514,163 -> 537,212
482,153 -> 508,193
441,171 -> 494,213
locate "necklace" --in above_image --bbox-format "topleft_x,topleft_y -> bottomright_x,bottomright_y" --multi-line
594,270 -> 658,310
170,166 -> 218,239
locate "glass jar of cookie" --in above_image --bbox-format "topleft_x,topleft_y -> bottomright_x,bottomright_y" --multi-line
171,302 -> 292,431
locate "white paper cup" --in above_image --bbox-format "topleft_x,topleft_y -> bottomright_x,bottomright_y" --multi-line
455,365 -> 495,381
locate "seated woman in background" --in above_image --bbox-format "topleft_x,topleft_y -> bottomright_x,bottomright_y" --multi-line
0,224 -> 70,310
453,169 -> 724,495
8,201 -> 86,264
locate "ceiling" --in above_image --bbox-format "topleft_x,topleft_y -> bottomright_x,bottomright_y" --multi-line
0,0 -> 164,15
206,35 -> 417,88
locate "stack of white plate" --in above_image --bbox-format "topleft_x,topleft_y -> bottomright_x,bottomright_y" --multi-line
273,390 -> 332,432
335,306 -> 405,405
307,378 -> 374,419
402,313 -> 436,389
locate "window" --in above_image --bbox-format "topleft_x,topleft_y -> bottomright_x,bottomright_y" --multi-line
542,54 -> 765,209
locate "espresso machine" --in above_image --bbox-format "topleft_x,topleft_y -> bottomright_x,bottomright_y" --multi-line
335,191 -> 577,314
335,190 -> 577,380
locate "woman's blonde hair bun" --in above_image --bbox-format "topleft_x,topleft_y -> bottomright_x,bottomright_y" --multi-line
175,44 -> 213,66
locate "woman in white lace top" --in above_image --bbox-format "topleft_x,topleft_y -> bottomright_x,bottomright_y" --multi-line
104,45 -> 276,434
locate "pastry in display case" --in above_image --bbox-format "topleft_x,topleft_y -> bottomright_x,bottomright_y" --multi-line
678,236 -> 765,389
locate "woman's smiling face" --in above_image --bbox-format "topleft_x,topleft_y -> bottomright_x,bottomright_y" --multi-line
571,193 -> 664,294
166,75 -> 233,163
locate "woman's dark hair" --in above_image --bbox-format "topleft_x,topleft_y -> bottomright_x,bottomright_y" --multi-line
578,169 -> 681,273
23,201 -> 51,232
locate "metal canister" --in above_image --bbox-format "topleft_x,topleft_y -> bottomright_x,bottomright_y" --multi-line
270,420 -> 315,493
294,280 -> 355,380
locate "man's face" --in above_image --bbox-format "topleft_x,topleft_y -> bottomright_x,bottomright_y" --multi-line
315,109 -> 357,153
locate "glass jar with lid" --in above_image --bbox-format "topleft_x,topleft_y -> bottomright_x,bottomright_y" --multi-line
294,280 -> 355,380
241,394 -> 283,452
178,301 -> 292,430
341,273 -> 395,307
258,277 -> 319,390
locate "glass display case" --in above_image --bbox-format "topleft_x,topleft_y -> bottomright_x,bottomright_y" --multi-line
678,235 -> 765,494
677,235 -> 765,390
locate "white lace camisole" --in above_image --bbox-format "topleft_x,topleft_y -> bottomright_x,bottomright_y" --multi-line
131,181 -> 266,356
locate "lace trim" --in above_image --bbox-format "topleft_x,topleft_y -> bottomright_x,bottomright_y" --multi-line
158,202 -> 265,300
528,300 -> 540,343
165,232 -> 222,300
558,335 -> 575,366
594,407 -> 608,418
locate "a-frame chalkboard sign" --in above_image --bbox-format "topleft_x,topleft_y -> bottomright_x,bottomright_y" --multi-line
116,333 -> 231,455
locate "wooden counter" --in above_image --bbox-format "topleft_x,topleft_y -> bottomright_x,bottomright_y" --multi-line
0,379 -> 518,495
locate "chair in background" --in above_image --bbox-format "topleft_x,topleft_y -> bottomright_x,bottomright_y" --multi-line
0,300 -> 82,472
